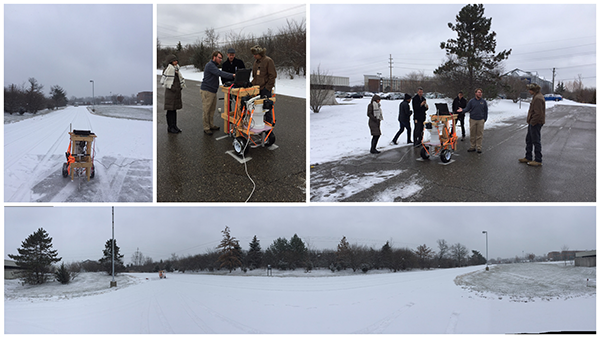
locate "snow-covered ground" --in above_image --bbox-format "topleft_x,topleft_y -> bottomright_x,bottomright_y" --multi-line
5,262 -> 595,334
4,105 -> 152,202
310,97 -> 580,165
156,65 -> 306,99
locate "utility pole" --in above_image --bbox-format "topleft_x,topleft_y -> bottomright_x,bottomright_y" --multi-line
110,206 -> 117,288
389,54 -> 393,92
552,68 -> 556,94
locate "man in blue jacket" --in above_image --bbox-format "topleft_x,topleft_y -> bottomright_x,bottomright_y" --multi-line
458,88 -> 487,153
200,51 -> 235,135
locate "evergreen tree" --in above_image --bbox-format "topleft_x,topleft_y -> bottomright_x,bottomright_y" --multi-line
289,234 -> 307,270
336,236 -> 351,270
24,77 -> 46,113
8,228 -> 62,285
98,239 -> 125,275
380,241 -> 392,271
55,262 -> 71,284
469,250 -> 487,266
247,235 -> 263,270
434,4 -> 511,97
49,85 -> 68,108
267,237 -> 291,269
555,81 -> 566,95
414,244 -> 433,269
216,226 -> 242,272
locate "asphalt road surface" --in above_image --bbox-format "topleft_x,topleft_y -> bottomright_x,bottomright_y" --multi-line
311,104 -> 595,202
157,77 -> 306,202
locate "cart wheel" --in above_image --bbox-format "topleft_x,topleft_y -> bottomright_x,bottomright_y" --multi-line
420,146 -> 430,160
441,149 -> 452,163
233,136 -> 249,156
265,132 -> 276,147
62,163 -> 69,177
90,165 -> 95,179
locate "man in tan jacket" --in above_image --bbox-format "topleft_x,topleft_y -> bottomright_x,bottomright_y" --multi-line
250,45 -> 277,97
519,83 -> 546,166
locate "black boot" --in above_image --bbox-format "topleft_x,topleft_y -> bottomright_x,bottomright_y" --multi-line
370,136 -> 380,154
166,111 -> 178,133
173,111 -> 182,133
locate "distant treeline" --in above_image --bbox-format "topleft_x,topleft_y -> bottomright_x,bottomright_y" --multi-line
157,19 -> 306,78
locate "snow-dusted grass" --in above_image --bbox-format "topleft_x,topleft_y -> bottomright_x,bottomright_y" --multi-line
5,263 -> 595,334
455,261 -> 596,302
91,105 -> 152,121
156,65 -> 306,99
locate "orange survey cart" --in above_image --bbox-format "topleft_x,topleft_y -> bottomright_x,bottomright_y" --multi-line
220,85 -> 276,156
62,129 -> 97,181
420,103 -> 458,163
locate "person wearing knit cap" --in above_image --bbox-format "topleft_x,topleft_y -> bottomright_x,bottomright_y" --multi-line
221,48 -> 245,84
161,54 -> 185,134
250,45 -> 277,97
452,91 -> 467,141
392,93 -> 413,145
519,83 -> 545,166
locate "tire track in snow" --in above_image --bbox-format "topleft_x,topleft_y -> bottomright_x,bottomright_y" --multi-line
445,312 -> 460,334
353,301 -> 415,333
176,293 -> 215,333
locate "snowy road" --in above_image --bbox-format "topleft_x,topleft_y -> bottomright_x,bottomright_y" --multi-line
4,106 -> 152,202
5,264 -> 595,334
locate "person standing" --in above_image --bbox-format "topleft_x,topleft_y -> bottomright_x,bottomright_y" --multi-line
250,45 -> 277,97
392,93 -> 412,144
452,91 -> 467,141
519,83 -> 545,166
412,87 -> 428,147
368,95 -> 383,154
200,51 -> 235,135
161,54 -> 185,134
458,88 -> 488,153
221,48 -> 245,83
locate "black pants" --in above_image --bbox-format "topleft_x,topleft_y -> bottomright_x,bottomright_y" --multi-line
525,124 -> 543,162
456,113 -> 466,137
414,121 -> 424,145
392,120 -> 412,143
370,135 -> 380,152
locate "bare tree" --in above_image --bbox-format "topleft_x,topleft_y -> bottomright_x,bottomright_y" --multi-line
414,244 -> 433,269
450,243 -> 469,267
310,65 -> 335,113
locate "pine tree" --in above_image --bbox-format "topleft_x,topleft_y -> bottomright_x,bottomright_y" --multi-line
217,226 -> 242,272
99,239 -> 125,275
555,81 -> 566,95
380,241 -> 392,271
8,228 -> 62,285
336,236 -> 351,270
49,85 -> 68,108
289,234 -> 307,270
55,262 -> 71,284
414,244 -> 433,269
434,4 -> 511,97
247,235 -> 263,270
267,237 -> 291,270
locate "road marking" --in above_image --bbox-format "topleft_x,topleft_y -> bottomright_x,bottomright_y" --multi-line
226,150 -> 252,163
268,144 -> 279,151
216,135 -> 229,141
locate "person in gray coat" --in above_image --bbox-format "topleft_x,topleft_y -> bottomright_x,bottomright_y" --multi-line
368,95 -> 383,154
161,54 -> 185,133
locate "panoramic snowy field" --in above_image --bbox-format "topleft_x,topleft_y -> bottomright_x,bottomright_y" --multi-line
5,262 -> 595,334
156,65 -> 307,99
4,105 -> 152,202
310,97 -> 591,164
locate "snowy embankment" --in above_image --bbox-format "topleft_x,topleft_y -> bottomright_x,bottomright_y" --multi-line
4,106 -> 152,202
310,97 -> 572,164
5,263 -> 595,334
156,65 -> 306,99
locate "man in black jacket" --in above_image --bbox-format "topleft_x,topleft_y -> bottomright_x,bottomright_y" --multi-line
452,91 -> 467,141
392,93 -> 412,144
412,87 -> 428,147
221,48 -> 245,84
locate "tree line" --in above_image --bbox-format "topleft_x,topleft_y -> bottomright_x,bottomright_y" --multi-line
157,19 -> 306,78
4,78 -> 68,114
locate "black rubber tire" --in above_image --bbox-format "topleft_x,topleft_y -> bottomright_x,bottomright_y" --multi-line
420,146 -> 430,160
62,163 -> 69,177
90,165 -> 95,179
265,132 -> 276,147
441,149 -> 452,163
233,136 -> 249,156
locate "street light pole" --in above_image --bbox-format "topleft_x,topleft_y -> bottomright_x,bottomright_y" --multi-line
90,80 -> 95,110
482,231 -> 489,270
110,206 -> 117,288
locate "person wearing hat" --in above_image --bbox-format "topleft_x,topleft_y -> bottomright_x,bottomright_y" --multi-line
250,45 -> 277,97
200,50 -> 235,135
221,48 -> 245,84
519,83 -> 545,166
368,95 -> 383,154
452,91 -> 467,141
161,54 -> 185,133
392,93 -> 413,145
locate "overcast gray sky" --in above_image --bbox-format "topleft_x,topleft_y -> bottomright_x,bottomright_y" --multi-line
4,4 -> 152,99
158,4 -> 306,48
311,4 -> 596,89
5,206 -> 595,264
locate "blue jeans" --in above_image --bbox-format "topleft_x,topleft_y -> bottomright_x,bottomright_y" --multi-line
525,124 -> 543,162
